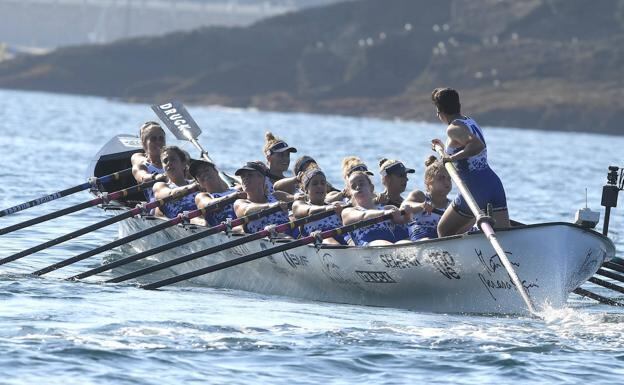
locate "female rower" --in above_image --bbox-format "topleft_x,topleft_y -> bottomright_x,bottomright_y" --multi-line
401,156 -> 451,241
341,170 -> 410,246
431,87 -> 510,236
377,158 -> 415,240
327,156 -> 374,203
131,121 -> 166,200
292,168 -> 347,245
189,159 -> 244,227
263,132 -> 297,201
233,161 -> 291,236
152,146 -> 198,219
273,155 -> 341,200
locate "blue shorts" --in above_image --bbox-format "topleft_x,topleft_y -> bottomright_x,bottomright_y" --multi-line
452,168 -> 507,218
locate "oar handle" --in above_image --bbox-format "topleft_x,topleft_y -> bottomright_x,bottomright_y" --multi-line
141,210 -> 399,289
0,168 -> 132,218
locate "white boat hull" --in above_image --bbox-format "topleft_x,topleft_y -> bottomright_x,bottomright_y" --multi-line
115,217 -> 614,315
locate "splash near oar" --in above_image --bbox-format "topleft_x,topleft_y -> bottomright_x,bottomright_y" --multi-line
0,184 -> 199,266
0,175 -> 165,236
432,144 -> 539,317
140,209 -> 401,290
32,192 -> 241,276
107,203 -> 332,284
68,204 -> 285,281
0,168 -> 132,218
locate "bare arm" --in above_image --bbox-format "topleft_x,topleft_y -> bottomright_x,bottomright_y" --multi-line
273,177 -> 298,195
341,206 -> 387,226
446,123 -> 485,162
153,181 -> 196,201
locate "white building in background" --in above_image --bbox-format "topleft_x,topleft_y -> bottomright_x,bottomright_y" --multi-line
0,0 -> 345,49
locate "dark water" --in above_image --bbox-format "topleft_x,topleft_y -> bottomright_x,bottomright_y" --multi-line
0,89 -> 623,384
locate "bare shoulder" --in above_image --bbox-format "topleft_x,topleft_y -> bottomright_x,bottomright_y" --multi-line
405,189 -> 426,203
131,152 -> 147,166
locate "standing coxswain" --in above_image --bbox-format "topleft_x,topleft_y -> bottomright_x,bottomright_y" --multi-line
430,87 -> 510,236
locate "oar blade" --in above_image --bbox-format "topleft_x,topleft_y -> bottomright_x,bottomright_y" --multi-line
151,101 -> 202,141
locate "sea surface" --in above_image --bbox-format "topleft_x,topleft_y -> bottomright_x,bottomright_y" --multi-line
0,89 -> 623,384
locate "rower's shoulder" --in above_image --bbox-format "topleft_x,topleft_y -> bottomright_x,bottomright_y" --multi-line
130,152 -> 147,165
405,189 -> 427,202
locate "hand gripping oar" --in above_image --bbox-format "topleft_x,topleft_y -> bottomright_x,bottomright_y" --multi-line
0,168 -> 132,218
108,205 -> 336,284
32,192 -> 241,276
433,144 -> 539,316
151,101 -> 239,186
141,209 -> 401,290
0,174 -> 165,236
0,184 -> 199,267
68,204 -> 286,281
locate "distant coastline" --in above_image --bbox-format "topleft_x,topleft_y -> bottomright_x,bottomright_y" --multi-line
0,0 -> 622,135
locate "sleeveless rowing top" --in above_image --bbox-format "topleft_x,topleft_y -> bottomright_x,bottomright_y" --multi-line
348,204 -> 397,246
159,181 -> 198,219
408,193 -> 450,241
204,188 -> 239,227
300,206 -> 347,245
445,116 -> 489,173
143,162 -> 165,201
244,194 -> 291,234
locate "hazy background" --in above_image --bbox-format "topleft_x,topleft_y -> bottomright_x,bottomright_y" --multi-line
0,0 -> 623,135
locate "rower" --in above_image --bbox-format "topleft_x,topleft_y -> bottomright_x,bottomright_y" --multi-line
376,158 -> 415,240
131,121 -> 166,201
233,161 -> 292,236
341,170 -> 410,246
273,155 -> 341,200
327,156 -> 374,203
188,159 -> 244,227
263,132 -> 297,202
430,87 -> 510,236
152,146 -> 198,218
401,156 -> 452,241
292,168 -> 347,245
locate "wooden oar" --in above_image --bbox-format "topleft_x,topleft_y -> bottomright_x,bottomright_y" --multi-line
0,168 -> 132,218
0,174 -> 165,236
32,192 -> 240,276
588,277 -> 624,295
596,268 -> 624,284
433,144 -> 539,316
573,287 -> 624,307
0,184 -> 198,266
67,204 -> 285,281
141,210 -> 400,290
108,206 -> 336,284
151,101 -> 239,186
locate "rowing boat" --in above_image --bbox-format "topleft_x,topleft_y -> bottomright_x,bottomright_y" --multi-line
89,135 -> 615,315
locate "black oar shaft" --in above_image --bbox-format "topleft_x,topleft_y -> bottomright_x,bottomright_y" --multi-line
0,177 -> 158,236
0,185 -> 197,266
589,276 -> 624,294
0,210 -> 136,266
141,210 -> 394,290
603,261 -> 624,275
70,206 -> 283,281
0,168 -> 132,218
34,194 -> 239,276
109,207 -> 330,283
596,268 -> 624,284
33,216 -> 181,276
573,287 -> 624,307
